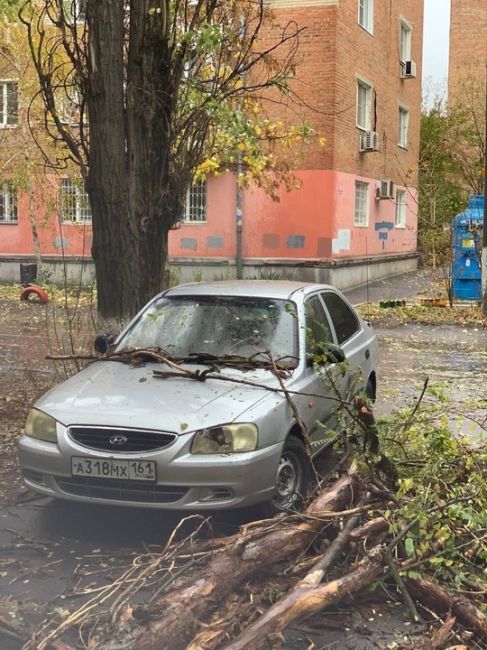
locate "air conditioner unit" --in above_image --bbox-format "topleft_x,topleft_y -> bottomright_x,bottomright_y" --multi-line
378,179 -> 394,199
401,60 -> 417,78
359,131 -> 379,153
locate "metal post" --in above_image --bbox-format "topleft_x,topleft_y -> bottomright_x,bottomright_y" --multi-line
236,155 -> 243,279
235,14 -> 245,281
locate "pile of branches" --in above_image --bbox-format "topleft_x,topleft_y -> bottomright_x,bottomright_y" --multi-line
22,396 -> 486,650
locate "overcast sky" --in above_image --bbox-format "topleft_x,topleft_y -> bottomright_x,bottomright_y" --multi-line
422,0 -> 450,94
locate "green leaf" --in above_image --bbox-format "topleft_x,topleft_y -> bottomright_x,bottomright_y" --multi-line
405,537 -> 415,557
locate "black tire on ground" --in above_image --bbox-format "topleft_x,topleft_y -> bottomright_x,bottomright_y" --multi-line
258,436 -> 312,517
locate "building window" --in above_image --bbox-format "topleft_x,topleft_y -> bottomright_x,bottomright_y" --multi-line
60,179 -> 92,223
63,0 -> 86,22
395,190 -> 406,227
356,80 -> 373,130
184,181 -> 207,222
0,182 -> 18,223
354,181 -> 369,227
398,106 -> 409,148
400,21 -> 412,62
0,80 -> 18,128
358,0 -> 373,34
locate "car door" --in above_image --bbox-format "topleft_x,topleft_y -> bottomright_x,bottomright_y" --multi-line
297,293 -> 345,456
320,291 -> 367,398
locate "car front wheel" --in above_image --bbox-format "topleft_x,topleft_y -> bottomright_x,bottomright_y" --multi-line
264,436 -> 311,515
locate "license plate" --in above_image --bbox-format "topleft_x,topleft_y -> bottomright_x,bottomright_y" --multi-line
71,457 -> 156,482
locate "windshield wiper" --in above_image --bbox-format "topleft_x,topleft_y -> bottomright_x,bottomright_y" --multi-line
175,352 -> 246,364
175,352 -> 298,370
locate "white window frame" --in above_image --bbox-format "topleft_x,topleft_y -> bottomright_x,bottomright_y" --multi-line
183,180 -> 207,223
354,181 -> 369,227
60,179 -> 92,223
356,78 -> 373,131
0,182 -> 18,223
400,20 -> 412,62
0,80 -> 18,128
358,0 -> 374,34
395,189 -> 407,228
398,106 -> 409,148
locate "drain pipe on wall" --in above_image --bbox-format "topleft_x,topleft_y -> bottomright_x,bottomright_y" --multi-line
236,152 -> 243,280
235,14 -> 245,281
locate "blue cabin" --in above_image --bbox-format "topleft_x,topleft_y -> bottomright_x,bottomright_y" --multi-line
451,195 -> 484,301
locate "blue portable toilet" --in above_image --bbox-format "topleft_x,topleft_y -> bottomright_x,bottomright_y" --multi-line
451,195 -> 484,301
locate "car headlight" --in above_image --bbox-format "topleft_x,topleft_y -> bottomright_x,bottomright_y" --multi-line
24,409 -> 58,443
191,424 -> 258,454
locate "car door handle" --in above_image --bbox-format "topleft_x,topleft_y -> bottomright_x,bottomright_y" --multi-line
365,349 -> 370,359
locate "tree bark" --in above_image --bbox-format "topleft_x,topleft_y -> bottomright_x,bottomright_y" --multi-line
223,546 -> 384,650
86,0 -> 138,321
133,472 -> 361,650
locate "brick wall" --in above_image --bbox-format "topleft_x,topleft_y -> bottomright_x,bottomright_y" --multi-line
264,0 -> 423,186
448,0 -> 487,102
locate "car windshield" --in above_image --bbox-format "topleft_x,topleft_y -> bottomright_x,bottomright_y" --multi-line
116,295 -> 299,365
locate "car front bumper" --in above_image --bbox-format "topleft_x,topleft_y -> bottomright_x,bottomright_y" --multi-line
18,430 -> 281,510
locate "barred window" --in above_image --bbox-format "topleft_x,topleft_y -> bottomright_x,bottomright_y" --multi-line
0,182 -> 18,223
0,80 -> 18,128
60,179 -> 92,223
354,181 -> 369,227
184,181 -> 207,222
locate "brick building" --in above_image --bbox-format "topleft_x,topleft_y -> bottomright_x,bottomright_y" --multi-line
0,1 -> 423,287
171,0 -> 423,286
448,0 -> 487,102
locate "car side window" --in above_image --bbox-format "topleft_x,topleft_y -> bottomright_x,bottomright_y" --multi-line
304,295 -> 334,351
321,292 -> 360,345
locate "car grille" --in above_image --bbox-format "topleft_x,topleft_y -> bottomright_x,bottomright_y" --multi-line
68,427 -> 176,452
55,476 -> 188,504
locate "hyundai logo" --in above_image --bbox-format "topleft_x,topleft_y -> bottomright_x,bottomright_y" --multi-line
109,434 -> 128,447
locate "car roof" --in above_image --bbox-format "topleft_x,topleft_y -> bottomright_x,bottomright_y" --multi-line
164,280 -> 339,301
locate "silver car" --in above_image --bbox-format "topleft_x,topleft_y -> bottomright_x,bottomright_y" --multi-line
18,281 -> 377,512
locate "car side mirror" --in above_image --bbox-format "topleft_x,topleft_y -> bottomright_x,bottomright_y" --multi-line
306,343 -> 346,366
94,333 -> 115,354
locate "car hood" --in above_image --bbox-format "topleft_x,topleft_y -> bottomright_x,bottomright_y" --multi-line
35,361 -> 286,433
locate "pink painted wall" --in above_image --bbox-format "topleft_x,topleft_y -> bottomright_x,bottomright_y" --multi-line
332,172 -> 418,257
1,170 -> 417,263
168,173 -> 236,258
0,175 -> 92,257
168,169 -> 417,261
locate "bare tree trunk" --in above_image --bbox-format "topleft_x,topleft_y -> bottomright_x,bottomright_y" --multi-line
86,0 -> 138,321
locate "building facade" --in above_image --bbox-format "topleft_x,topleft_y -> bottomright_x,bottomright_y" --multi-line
0,0 -> 423,288
448,0 -> 487,102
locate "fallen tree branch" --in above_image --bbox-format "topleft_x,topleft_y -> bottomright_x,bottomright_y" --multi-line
222,545 -> 385,650
406,576 -> 487,641
129,472 -> 362,650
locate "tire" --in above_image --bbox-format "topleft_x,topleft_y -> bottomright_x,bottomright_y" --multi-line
365,376 -> 376,402
259,437 -> 312,517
